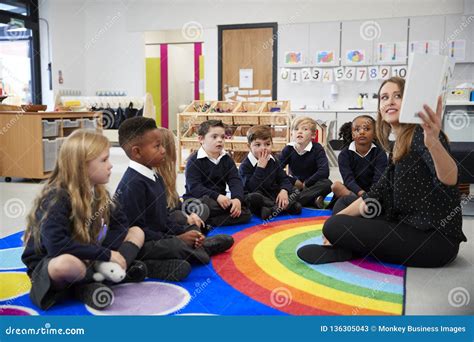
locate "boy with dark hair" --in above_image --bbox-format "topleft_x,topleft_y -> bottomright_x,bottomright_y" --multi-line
183,119 -> 252,226
239,125 -> 302,220
116,117 -> 234,281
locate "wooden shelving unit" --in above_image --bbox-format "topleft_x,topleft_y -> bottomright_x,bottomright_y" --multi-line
177,101 -> 292,171
0,111 -> 102,181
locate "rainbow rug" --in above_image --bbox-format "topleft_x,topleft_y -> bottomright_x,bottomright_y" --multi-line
0,209 -> 405,315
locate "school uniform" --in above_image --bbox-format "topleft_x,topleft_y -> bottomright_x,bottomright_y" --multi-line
183,147 -> 251,226
21,189 -> 129,310
115,160 -> 210,264
239,152 -> 301,217
332,142 -> 388,213
338,142 -> 388,194
279,141 -> 332,206
323,126 -> 466,267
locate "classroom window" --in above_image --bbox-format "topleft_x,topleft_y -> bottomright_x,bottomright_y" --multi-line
0,0 -> 41,104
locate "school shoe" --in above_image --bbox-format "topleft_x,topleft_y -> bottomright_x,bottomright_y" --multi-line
144,259 -> 191,281
287,201 -> 303,215
74,282 -> 114,310
314,196 -> 325,209
203,234 -> 234,256
123,260 -> 148,283
201,224 -> 214,236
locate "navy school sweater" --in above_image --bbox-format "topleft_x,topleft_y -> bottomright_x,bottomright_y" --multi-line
115,167 -> 184,242
239,155 -> 293,199
183,153 -> 244,202
278,142 -> 330,187
22,189 -> 128,272
337,144 -> 388,194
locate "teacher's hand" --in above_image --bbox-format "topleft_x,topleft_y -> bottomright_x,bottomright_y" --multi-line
418,95 -> 442,150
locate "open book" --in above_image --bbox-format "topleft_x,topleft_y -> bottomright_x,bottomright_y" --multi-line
399,53 -> 455,124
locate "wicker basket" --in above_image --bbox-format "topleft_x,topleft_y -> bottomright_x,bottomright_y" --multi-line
259,101 -> 290,125
181,140 -> 201,151
233,101 -> 264,125
182,100 -> 214,124
232,141 -> 249,152
272,140 -> 287,151
207,101 -> 236,125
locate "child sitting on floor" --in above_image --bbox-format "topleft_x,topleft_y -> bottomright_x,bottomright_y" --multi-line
155,127 -> 212,234
183,119 -> 252,227
239,125 -> 302,220
116,117 -> 234,281
279,116 -> 332,208
22,130 -> 146,311
330,115 -> 388,213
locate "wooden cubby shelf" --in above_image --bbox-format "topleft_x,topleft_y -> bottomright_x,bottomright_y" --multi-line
0,111 -> 102,180
177,100 -> 292,171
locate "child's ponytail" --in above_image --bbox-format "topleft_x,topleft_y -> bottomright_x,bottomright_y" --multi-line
338,121 -> 353,148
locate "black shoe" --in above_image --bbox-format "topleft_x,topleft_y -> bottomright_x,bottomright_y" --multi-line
74,282 -> 114,310
297,244 -> 353,264
203,234 -> 234,256
314,196 -> 325,209
144,259 -> 191,281
260,207 -> 272,220
287,201 -> 303,215
201,224 -> 214,236
123,260 -> 147,283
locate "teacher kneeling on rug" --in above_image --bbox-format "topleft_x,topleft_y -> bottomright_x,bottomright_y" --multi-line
297,77 -> 467,267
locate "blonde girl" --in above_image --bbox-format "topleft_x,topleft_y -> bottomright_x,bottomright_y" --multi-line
22,129 -> 145,310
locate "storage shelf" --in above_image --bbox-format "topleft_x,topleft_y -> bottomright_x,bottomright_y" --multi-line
177,101 -> 292,171
0,111 -> 102,180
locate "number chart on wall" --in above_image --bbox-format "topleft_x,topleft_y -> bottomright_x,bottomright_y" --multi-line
281,65 -> 407,84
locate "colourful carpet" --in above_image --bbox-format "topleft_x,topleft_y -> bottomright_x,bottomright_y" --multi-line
0,209 -> 406,315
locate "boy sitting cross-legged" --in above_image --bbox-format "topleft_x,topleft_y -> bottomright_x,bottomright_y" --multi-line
183,119 -> 252,227
116,117 -> 234,281
239,125 -> 303,220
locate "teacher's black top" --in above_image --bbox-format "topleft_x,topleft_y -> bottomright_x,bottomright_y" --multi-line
367,125 -> 466,242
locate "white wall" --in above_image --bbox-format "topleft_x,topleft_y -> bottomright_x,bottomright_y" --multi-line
39,0 -> 86,108
168,43 -> 195,131
39,0 -> 472,108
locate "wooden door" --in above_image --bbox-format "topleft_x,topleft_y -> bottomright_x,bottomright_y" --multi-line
219,24 -> 277,99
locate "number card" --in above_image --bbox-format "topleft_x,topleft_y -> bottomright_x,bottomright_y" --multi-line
379,66 -> 391,80
334,67 -> 344,82
290,69 -> 301,83
356,67 -> 368,81
301,68 -> 312,82
280,68 -> 289,80
368,66 -> 379,80
392,65 -> 407,78
343,67 -> 356,81
322,69 -> 334,83
311,68 -> 322,82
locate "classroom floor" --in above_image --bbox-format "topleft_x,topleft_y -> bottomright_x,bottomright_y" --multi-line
1,147 -> 472,315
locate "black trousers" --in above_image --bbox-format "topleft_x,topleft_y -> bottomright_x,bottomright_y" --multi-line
187,195 -> 252,227
298,179 -> 332,206
324,195 -> 460,267
137,235 -> 210,265
245,189 -> 301,217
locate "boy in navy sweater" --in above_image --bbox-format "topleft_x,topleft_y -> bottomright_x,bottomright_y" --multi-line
331,115 -> 388,214
116,117 -> 234,281
239,125 -> 302,220
279,116 -> 332,208
183,120 -> 251,226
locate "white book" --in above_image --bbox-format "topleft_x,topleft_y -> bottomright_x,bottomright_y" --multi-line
399,53 -> 455,124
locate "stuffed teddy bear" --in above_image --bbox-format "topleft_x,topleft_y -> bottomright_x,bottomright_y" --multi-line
92,261 -> 126,283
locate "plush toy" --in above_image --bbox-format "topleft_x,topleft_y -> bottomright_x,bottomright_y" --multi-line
92,261 -> 126,283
